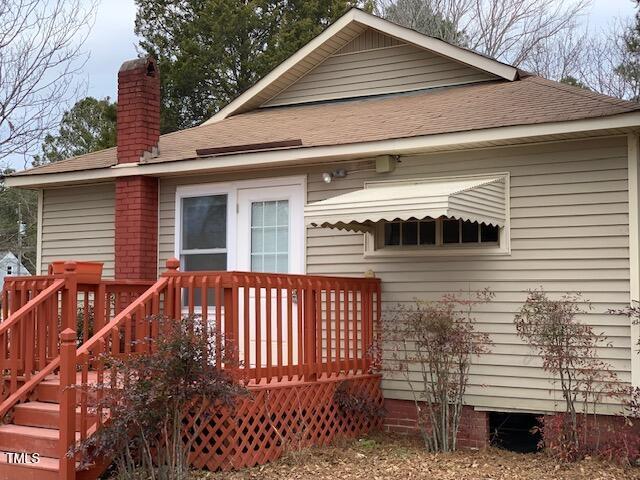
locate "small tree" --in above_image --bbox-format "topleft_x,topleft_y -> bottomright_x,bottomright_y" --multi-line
514,289 -> 628,461
75,315 -> 246,480
386,289 -> 493,452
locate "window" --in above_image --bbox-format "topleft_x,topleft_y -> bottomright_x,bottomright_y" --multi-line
384,219 -> 436,246
250,200 -> 289,273
6,265 -> 12,275
379,217 -> 500,249
180,195 -> 228,271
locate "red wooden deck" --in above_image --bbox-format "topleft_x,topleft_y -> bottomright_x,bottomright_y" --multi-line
0,260 -> 382,479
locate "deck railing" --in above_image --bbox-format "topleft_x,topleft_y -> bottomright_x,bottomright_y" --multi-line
1,259 -> 381,476
0,263 -> 152,416
59,259 -> 380,469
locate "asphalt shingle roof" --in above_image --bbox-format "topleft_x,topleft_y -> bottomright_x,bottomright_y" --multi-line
12,76 -> 640,177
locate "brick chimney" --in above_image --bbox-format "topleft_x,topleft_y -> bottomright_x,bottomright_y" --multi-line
114,56 -> 160,280
117,57 -> 160,164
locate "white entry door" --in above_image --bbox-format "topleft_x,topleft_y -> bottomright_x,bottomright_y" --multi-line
236,184 -> 305,274
236,183 -> 305,370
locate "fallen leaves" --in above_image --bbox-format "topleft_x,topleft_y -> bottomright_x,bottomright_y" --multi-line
200,434 -> 640,480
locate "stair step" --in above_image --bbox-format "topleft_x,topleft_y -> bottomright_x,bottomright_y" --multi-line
0,453 -> 60,480
0,424 -> 79,458
35,374 -> 104,404
14,401 -> 100,430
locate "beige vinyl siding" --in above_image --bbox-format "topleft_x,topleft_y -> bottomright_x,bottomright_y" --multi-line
333,29 -> 404,55
158,136 -> 630,414
305,136 -> 630,414
263,29 -> 496,107
40,183 -> 116,278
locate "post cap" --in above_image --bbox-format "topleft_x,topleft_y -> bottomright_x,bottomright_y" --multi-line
166,258 -> 180,271
60,328 -> 76,342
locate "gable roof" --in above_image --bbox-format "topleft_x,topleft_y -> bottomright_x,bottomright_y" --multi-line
204,8 -> 519,123
10,75 -> 640,184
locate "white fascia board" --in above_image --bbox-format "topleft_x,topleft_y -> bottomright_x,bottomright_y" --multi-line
6,112 -> 640,189
204,9 -> 361,125
205,9 -> 518,124
350,10 -> 518,81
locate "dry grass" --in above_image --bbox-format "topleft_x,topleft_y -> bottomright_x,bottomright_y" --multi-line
199,434 -> 640,480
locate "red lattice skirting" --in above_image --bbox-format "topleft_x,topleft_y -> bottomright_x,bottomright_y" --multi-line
184,374 -> 383,471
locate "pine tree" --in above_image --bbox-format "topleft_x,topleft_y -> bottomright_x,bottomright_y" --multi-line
134,0 -> 368,133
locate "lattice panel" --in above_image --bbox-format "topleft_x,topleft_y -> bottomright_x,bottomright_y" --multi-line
182,375 -> 383,471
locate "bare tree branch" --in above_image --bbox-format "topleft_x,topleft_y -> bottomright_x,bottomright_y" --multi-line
578,19 -> 640,101
0,0 -> 97,167
377,0 -> 591,68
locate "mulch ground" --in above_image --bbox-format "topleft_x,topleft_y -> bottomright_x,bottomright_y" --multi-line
200,434 -> 640,480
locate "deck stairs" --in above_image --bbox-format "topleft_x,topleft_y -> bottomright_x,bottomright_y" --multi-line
0,373 -> 103,480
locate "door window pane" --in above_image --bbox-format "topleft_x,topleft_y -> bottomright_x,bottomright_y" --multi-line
250,200 -> 288,273
182,195 -> 227,249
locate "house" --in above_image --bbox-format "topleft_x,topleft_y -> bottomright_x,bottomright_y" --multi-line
0,252 -> 29,291
3,7 -> 640,476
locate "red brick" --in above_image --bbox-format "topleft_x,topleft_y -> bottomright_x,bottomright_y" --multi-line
114,176 -> 158,280
383,399 -> 490,450
116,57 -> 160,165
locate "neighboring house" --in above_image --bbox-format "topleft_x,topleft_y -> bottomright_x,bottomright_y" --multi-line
0,251 -> 30,291
6,8 -> 640,433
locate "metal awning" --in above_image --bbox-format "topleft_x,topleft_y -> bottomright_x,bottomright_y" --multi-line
304,176 -> 507,232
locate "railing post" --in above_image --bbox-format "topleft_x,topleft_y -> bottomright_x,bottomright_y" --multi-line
59,328 -> 77,480
62,262 -> 78,331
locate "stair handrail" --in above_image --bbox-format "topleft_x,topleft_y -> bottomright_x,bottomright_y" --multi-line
0,261 -> 79,419
74,276 -> 169,359
0,280 -> 67,418
0,278 -> 65,336
60,275 -> 170,467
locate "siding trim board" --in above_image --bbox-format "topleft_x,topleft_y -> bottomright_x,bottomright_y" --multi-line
36,189 -> 43,274
627,133 -> 640,387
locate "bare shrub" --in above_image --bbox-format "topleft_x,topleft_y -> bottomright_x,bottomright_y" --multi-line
514,288 -> 636,462
386,289 -> 493,452
74,315 -> 246,480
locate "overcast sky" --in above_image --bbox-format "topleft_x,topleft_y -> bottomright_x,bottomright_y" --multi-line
2,0 -> 635,170
84,0 -> 637,101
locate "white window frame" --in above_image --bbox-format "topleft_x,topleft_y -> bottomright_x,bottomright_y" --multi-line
363,172 -> 511,257
175,183 -> 237,271
174,176 -> 307,271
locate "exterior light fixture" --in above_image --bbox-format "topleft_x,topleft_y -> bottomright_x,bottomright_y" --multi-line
322,169 -> 347,184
